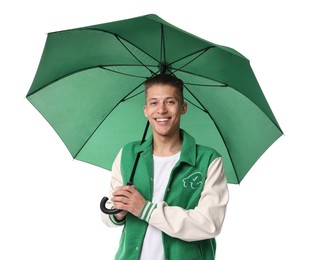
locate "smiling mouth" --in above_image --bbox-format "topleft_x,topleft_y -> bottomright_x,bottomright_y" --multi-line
155,118 -> 170,122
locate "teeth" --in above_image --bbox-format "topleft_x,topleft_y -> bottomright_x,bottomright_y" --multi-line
156,118 -> 169,122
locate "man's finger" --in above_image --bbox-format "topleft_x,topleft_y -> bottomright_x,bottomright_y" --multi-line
113,189 -> 131,197
112,195 -> 130,204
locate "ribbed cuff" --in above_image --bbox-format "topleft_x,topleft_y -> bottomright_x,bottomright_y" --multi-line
139,201 -> 157,222
109,207 -> 126,225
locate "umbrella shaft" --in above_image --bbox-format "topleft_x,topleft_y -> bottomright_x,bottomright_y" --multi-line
128,121 -> 150,184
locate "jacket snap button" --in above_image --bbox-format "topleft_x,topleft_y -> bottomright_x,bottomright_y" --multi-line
135,246 -> 139,250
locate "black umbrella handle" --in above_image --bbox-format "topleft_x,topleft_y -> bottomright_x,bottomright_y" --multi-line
100,196 -> 122,215
100,181 -> 134,215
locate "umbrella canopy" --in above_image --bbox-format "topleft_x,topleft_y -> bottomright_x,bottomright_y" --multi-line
27,14 -> 282,184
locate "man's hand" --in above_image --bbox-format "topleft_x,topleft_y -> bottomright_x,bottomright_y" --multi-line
111,185 -> 146,218
114,209 -> 128,222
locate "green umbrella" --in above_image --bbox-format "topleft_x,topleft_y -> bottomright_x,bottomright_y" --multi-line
27,14 -> 282,207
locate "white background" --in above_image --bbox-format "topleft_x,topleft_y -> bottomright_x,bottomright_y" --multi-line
1,0 -> 309,259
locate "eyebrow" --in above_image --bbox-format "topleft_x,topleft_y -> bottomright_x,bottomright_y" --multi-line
147,97 -> 176,102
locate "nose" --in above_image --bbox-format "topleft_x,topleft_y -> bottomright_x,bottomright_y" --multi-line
158,102 -> 167,114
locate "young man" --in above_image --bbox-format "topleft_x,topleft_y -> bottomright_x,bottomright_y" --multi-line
102,74 -> 229,260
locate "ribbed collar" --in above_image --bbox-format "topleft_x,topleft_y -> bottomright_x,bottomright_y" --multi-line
135,129 -> 196,166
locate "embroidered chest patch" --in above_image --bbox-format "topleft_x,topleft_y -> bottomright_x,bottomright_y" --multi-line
182,172 -> 203,189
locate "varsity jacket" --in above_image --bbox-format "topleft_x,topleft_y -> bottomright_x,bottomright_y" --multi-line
102,130 -> 229,260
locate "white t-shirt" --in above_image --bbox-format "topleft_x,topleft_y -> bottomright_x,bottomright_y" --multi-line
140,152 -> 180,260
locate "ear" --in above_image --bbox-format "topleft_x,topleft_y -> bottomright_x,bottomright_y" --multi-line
143,105 -> 148,117
181,102 -> 188,115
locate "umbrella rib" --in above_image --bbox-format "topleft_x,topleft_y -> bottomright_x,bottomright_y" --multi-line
184,82 -> 227,87
180,68 -> 283,133
73,80 -> 146,159
185,84 -> 240,183
123,69 -> 161,101
184,97 -> 206,112
160,24 -> 167,72
167,46 -> 214,68
171,68 -> 227,86
167,68 -> 240,183
80,28 -> 160,64
123,90 -> 145,101
115,35 -> 156,76
100,66 -> 148,79
169,47 -> 214,73
27,64 -> 158,97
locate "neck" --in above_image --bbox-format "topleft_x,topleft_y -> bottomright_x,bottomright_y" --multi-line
152,131 -> 182,157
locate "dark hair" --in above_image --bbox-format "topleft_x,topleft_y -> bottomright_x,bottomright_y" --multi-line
144,74 -> 184,102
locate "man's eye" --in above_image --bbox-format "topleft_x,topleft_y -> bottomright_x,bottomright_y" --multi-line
150,101 -> 158,105
167,100 -> 175,105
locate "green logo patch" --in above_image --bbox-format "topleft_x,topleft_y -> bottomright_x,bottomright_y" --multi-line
182,172 -> 203,189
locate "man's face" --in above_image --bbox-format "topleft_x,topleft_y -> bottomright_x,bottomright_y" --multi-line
144,84 -> 187,139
